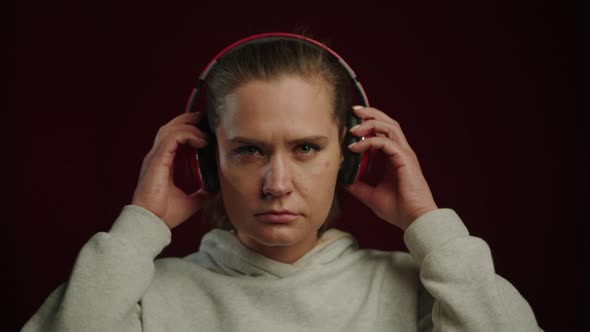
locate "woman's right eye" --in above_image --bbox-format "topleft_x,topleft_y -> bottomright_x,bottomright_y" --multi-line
233,146 -> 261,156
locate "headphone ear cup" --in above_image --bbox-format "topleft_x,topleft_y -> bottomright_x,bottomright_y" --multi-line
195,113 -> 220,192
338,111 -> 363,184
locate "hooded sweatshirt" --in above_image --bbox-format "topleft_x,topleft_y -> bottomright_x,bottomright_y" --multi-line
22,205 -> 541,331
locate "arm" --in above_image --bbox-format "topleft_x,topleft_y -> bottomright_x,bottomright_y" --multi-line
406,208 -> 541,331
343,106 -> 541,330
22,205 -> 171,332
23,112 -> 213,331
23,112 -> 212,331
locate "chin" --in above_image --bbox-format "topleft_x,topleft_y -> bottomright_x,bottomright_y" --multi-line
241,221 -> 315,247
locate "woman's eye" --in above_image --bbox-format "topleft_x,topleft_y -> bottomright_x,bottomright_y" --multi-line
296,143 -> 320,155
235,146 -> 261,155
234,144 -> 321,157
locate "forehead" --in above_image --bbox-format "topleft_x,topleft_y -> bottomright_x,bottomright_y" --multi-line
218,76 -> 337,138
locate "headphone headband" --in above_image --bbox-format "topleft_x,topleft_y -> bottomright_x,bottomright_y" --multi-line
200,33 -> 361,83
185,32 -> 370,114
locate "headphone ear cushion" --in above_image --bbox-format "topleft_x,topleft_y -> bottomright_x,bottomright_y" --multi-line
195,114 -> 220,192
338,111 -> 363,184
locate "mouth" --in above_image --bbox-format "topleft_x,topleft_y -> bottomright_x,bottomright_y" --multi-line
255,212 -> 299,223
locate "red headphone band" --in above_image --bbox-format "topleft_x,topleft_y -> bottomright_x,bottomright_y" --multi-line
184,32 -> 370,113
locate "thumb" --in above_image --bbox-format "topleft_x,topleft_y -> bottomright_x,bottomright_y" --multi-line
342,181 -> 374,207
187,188 -> 215,214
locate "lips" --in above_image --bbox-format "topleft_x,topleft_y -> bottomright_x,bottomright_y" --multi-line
255,210 -> 300,223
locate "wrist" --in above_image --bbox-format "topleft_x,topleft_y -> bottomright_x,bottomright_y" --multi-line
403,205 -> 439,231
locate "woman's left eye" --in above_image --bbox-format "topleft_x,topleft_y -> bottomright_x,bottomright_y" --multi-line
296,143 -> 321,155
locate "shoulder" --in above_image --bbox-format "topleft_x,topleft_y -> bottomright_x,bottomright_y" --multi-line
343,247 -> 421,297
151,255 -> 210,284
324,228 -> 419,274
154,256 -> 192,270
347,246 -> 420,280
372,248 -> 418,270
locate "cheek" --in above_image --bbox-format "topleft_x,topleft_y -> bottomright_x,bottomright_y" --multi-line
221,171 -> 258,199
218,159 -> 260,208
218,150 -> 257,185
299,159 -> 339,201
300,160 -> 330,184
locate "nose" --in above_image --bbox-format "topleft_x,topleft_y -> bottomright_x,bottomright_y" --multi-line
262,153 -> 294,198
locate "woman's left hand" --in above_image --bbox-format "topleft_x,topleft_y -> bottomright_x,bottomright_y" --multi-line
342,106 -> 439,231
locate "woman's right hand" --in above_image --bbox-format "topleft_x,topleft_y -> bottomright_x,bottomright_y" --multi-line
131,112 -> 214,229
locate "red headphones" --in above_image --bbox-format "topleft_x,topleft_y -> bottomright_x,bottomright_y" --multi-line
184,32 -> 374,192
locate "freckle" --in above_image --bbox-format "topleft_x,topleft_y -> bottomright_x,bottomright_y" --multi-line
324,161 -> 330,169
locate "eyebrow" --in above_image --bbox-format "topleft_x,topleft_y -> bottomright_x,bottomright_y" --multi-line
229,135 -> 329,147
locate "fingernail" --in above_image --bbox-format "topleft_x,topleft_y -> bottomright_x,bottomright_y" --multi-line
350,124 -> 360,131
348,142 -> 357,148
352,105 -> 363,110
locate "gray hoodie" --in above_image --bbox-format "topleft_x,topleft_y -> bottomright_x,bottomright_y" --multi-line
22,205 -> 541,331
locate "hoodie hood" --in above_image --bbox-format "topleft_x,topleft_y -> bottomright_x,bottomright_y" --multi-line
184,228 -> 358,278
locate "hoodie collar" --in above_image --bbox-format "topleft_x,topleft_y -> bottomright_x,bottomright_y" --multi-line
186,228 -> 357,278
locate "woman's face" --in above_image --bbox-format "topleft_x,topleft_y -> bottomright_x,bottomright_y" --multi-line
215,75 -> 343,263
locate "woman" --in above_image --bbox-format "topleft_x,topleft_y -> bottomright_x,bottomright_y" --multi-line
22,34 -> 542,331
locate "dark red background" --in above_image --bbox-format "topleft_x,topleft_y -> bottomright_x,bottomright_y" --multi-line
18,0 -> 582,330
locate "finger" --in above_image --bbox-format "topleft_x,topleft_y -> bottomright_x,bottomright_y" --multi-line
153,131 -> 208,169
165,112 -> 203,127
190,187 -> 213,197
352,106 -> 397,125
155,123 -> 209,147
350,119 -> 411,149
342,181 -> 374,207
348,136 -> 416,162
189,187 -> 215,202
186,188 -> 215,215
145,127 -> 208,184
144,123 -> 209,179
